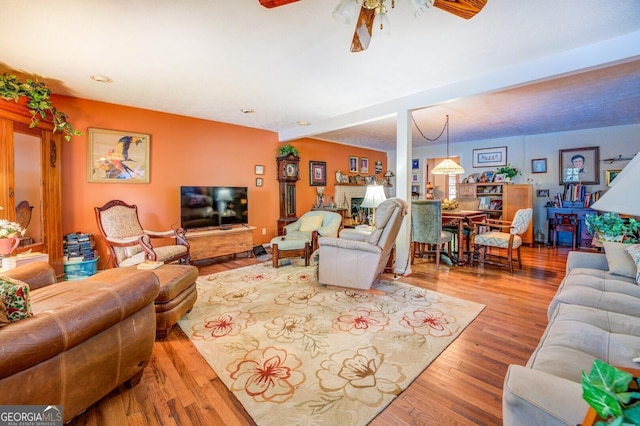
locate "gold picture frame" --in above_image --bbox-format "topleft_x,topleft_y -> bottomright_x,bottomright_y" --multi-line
606,169 -> 621,186
88,128 -> 150,183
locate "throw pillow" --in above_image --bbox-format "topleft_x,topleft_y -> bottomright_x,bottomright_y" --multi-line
624,244 -> 640,285
0,276 -> 33,322
603,242 -> 637,279
299,215 -> 323,232
0,299 -> 9,328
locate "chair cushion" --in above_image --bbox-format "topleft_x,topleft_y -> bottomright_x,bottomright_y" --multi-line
625,244 -> 640,284
474,232 -> 522,249
604,242 -> 637,279
299,215 -> 323,232
271,235 -> 310,251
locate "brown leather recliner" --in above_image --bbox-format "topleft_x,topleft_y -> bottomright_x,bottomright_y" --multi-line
0,261 -> 160,423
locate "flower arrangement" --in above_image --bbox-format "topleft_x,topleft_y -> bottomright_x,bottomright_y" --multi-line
496,164 -> 521,178
0,219 -> 24,239
441,199 -> 459,210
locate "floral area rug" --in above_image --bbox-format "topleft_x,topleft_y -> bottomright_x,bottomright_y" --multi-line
178,262 -> 485,425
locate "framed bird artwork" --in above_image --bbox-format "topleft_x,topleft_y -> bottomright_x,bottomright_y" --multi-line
88,128 -> 150,183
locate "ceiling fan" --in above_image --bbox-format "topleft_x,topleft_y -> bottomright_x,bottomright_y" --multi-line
259,0 -> 488,52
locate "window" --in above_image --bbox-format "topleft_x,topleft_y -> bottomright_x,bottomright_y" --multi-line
447,174 -> 458,199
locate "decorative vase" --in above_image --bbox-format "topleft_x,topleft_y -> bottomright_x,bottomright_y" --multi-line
596,232 -> 624,243
335,170 -> 343,183
0,237 -> 20,256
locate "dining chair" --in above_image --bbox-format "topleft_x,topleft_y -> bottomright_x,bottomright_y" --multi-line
552,212 -> 578,249
444,197 -> 480,254
472,208 -> 533,273
411,200 -> 453,269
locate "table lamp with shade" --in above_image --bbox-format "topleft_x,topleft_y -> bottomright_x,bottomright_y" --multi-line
361,184 -> 387,228
591,151 -> 640,216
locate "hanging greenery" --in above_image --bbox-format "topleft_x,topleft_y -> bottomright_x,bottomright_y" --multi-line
0,73 -> 82,141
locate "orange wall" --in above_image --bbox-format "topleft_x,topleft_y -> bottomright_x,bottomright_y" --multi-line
53,95 -> 386,269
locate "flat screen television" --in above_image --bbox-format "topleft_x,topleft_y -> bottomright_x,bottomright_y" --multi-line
180,186 -> 248,231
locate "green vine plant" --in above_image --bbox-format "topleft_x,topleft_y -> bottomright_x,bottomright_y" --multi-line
278,143 -> 299,157
0,73 -> 82,141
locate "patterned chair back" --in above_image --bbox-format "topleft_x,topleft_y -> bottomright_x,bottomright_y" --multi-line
511,208 -> 533,235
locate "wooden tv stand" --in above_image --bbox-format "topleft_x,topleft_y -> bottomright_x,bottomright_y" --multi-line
185,226 -> 255,261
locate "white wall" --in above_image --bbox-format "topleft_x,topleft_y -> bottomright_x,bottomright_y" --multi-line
388,123 -> 640,242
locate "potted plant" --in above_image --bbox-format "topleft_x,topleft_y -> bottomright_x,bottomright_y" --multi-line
581,359 -> 640,425
496,164 -> 520,181
585,212 -> 640,243
277,143 -> 299,157
0,73 -> 82,141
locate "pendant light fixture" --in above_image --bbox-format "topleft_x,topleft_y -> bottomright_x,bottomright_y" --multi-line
431,115 -> 465,175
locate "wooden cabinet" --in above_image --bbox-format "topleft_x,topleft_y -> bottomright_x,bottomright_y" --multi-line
0,100 -> 64,277
458,182 -> 533,245
186,227 -> 255,261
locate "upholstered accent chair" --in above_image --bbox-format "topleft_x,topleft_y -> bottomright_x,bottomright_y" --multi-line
472,208 -> 533,273
283,210 -> 342,252
95,199 -> 191,267
411,200 -> 453,269
317,198 -> 407,291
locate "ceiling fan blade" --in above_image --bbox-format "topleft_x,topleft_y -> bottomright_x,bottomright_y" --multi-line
433,0 -> 488,19
350,7 -> 375,53
258,0 -> 300,8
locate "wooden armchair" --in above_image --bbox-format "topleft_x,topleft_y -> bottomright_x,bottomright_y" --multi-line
95,199 -> 190,267
472,208 -> 533,273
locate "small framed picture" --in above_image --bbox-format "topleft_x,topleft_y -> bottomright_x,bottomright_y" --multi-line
411,173 -> 419,183
412,159 -> 419,169
473,146 -> 507,168
531,158 -> 547,174
482,171 -> 495,182
256,178 -> 263,187
349,156 -> 358,173
255,165 -> 264,175
606,169 -> 621,186
309,161 -> 327,186
536,189 -> 549,197
360,157 -> 369,174
494,173 -> 506,183
375,161 -> 382,174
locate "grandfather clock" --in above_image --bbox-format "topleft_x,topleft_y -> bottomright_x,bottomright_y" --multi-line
276,154 -> 300,235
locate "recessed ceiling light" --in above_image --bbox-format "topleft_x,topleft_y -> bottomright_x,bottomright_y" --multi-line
90,75 -> 112,83
297,120 -> 310,126
240,108 -> 254,114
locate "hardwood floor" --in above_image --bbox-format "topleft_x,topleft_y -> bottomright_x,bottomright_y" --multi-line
69,245 -> 573,425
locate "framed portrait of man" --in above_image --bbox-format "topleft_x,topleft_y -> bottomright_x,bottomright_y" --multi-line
559,147 -> 599,185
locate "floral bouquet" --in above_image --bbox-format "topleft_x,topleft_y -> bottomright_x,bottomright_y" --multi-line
0,219 -> 24,238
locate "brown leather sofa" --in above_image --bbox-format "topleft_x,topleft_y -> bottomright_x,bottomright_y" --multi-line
0,261 -> 160,423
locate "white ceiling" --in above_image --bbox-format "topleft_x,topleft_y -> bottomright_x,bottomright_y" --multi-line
2,0 -> 639,151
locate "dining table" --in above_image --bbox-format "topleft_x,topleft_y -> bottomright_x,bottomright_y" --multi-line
441,210 -> 488,266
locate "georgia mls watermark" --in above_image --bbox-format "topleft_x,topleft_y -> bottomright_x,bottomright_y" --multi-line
0,405 -> 63,426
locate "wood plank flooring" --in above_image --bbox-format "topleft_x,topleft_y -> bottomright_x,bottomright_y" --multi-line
69,244 -> 573,425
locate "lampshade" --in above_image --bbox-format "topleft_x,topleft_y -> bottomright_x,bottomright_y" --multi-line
591,151 -> 640,216
432,115 -> 465,175
361,185 -> 387,209
432,158 -> 465,175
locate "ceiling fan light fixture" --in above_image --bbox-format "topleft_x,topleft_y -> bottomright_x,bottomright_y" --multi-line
410,0 -> 433,17
332,0 -> 361,25
373,5 -> 390,36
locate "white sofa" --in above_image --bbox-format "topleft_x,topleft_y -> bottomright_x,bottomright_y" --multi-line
503,243 -> 640,425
